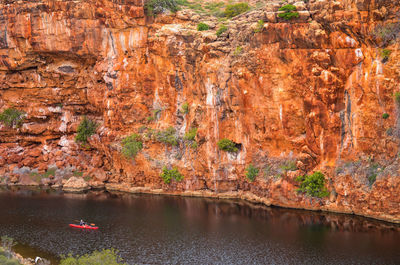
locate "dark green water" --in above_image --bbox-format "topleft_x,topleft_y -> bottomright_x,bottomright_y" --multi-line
0,188 -> 399,265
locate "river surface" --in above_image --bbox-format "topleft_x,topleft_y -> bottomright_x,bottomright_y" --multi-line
0,188 -> 399,265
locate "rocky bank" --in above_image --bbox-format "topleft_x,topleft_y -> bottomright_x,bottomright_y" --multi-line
0,0 -> 399,223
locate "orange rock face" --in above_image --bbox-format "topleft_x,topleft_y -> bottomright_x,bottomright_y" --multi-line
0,0 -> 399,223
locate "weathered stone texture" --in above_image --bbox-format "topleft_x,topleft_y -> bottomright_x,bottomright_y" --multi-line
0,0 -> 399,222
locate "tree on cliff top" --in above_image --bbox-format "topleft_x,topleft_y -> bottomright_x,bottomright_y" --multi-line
145,0 -> 179,16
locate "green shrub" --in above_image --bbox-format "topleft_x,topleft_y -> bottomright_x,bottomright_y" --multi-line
217,138 -> 238,152
372,22 -> 400,46
234,46 -> 243,56
367,163 -> 382,186
382,113 -> 389,119
216,25 -> 228,36
368,174 -> 377,186
153,108 -> 162,116
73,171 -> 83,177
296,171 -> 329,198
75,116 -> 97,144
184,128 -> 198,149
279,160 -> 297,172
254,19 -> 264,33
197,22 -> 209,31
381,48 -> 391,60
278,4 -> 299,20
189,141 -> 198,149
156,127 -> 179,146
145,0 -> 179,17
395,92 -> 400,105
184,128 -> 197,141
84,176 -> 91,182
160,166 -> 184,184
278,11 -> 299,20
147,108 -> 161,122
224,3 -> 250,18
30,167 -> 57,182
138,126 -> 148,133
204,1 -> 225,14
245,164 -> 259,182
0,255 -> 21,265
60,249 -> 127,265
0,247 -> 6,257
181,102 -> 189,114
1,236 -> 16,259
0,108 -> 25,128
278,4 -> 297,12
121,134 -> 143,159
44,167 -> 57,178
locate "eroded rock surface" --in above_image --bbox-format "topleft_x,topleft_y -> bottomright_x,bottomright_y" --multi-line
0,0 -> 399,222
62,177 -> 90,192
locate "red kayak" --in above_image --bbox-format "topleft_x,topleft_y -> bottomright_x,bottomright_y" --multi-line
69,224 -> 99,230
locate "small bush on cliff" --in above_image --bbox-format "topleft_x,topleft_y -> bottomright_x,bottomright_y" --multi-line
181,102 -> 189,114
372,22 -> 400,46
382,113 -> 389,119
217,138 -> 238,153
0,108 -> 25,128
75,116 -> 97,144
245,164 -> 259,182
368,174 -> 376,186
160,166 -> 184,184
184,127 -> 198,149
121,134 -> 143,159
197,22 -> 209,31
233,46 -> 243,56
156,127 -> 179,146
367,162 -> 382,187
278,4 -> 299,20
380,48 -> 391,61
184,127 -> 197,141
224,3 -> 250,18
296,171 -> 329,198
145,0 -> 179,17
279,160 -> 297,172
60,249 -> 127,265
395,92 -> 400,105
216,25 -> 228,36
254,20 -> 264,33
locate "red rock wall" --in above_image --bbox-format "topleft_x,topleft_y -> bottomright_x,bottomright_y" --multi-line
0,0 -> 399,223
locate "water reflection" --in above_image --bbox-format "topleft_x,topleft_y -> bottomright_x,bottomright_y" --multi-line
0,189 -> 399,265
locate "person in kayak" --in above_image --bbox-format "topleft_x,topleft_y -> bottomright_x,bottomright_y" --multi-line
80,219 -> 85,226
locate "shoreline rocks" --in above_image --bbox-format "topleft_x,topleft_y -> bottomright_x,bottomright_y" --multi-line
62,177 -> 90,193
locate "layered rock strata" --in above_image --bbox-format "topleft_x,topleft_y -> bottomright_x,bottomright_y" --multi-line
0,0 -> 399,223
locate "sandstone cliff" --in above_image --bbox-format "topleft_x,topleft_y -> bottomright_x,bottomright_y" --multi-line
0,0 -> 399,223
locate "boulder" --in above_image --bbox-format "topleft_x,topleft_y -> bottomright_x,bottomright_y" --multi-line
88,180 -> 105,189
17,175 -> 39,186
62,177 -> 90,192
93,169 -> 109,182
40,177 -> 52,186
